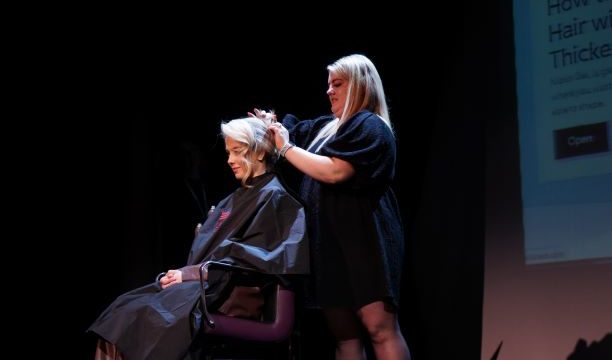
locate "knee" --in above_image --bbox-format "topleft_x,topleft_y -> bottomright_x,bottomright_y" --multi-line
365,322 -> 394,345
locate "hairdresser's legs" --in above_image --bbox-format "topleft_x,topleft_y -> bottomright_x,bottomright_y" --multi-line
94,339 -> 124,360
357,301 -> 411,360
323,307 -> 366,360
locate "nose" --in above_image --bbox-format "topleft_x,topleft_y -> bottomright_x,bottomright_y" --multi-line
326,85 -> 334,96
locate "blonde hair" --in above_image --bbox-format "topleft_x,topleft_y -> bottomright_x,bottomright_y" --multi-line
308,54 -> 392,152
221,115 -> 277,186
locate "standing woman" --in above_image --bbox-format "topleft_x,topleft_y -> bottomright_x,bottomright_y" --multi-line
262,54 -> 410,359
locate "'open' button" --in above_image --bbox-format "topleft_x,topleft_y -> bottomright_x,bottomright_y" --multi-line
554,122 -> 609,159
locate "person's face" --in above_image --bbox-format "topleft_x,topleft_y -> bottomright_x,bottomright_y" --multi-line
225,137 -> 265,180
225,137 -> 250,180
327,72 -> 348,119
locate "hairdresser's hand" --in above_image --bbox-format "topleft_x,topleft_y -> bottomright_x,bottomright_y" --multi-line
159,269 -> 183,289
267,121 -> 290,150
248,108 -> 277,122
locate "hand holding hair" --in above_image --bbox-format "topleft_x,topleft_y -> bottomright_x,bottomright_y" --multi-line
248,108 -> 277,123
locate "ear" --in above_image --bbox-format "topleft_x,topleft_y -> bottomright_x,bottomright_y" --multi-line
255,150 -> 265,162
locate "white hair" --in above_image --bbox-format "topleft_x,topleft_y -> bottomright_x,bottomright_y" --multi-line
221,116 -> 276,186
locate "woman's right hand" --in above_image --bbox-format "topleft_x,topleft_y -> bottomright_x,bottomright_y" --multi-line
248,108 -> 277,122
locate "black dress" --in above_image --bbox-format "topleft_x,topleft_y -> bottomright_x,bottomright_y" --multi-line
282,110 -> 404,309
88,173 -> 309,360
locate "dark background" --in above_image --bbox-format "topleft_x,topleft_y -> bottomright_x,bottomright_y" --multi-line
56,2 -> 509,359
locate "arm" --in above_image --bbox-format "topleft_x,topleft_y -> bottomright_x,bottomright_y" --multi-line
159,265 -> 208,289
250,109 -> 353,183
283,145 -> 354,184
269,124 -> 355,183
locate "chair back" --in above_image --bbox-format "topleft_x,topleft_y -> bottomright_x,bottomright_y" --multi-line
204,284 -> 295,342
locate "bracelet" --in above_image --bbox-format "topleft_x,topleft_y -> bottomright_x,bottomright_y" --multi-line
279,142 -> 295,157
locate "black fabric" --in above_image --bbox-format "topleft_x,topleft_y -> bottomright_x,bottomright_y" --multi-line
282,111 -> 404,309
88,173 -> 309,360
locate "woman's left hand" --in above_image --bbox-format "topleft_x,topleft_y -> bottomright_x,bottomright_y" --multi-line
159,269 -> 183,289
267,122 -> 290,150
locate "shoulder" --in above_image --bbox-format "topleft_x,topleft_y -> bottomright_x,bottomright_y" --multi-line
343,111 -> 394,138
285,113 -> 335,130
263,175 -> 304,206
351,111 -> 388,128
261,176 -> 285,193
259,175 -> 292,199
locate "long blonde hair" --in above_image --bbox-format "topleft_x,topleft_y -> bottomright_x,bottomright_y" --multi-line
308,54 -> 392,152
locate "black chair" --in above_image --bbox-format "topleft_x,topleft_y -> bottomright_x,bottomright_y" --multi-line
197,261 -> 300,360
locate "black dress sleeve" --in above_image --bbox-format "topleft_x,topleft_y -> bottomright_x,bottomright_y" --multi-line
281,114 -> 335,149
320,111 -> 396,185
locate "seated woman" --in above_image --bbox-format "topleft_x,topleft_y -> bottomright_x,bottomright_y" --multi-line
88,115 -> 309,360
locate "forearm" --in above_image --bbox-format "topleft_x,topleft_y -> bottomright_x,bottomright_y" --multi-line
284,146 -> 354,184
179,264 -> 207,281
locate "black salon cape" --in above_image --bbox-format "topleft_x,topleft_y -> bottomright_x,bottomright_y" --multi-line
281,110 -> 404,309
88,173 -> 309,360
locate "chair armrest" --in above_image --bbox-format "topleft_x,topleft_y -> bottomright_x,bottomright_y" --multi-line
202,260 -> 263,277
202,260 -> 290,287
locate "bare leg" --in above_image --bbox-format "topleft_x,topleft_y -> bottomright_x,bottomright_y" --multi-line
323,307 -> 366,360
335,338 -> 366,360
94,339 -> 124,360
357,301 -> 411,360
